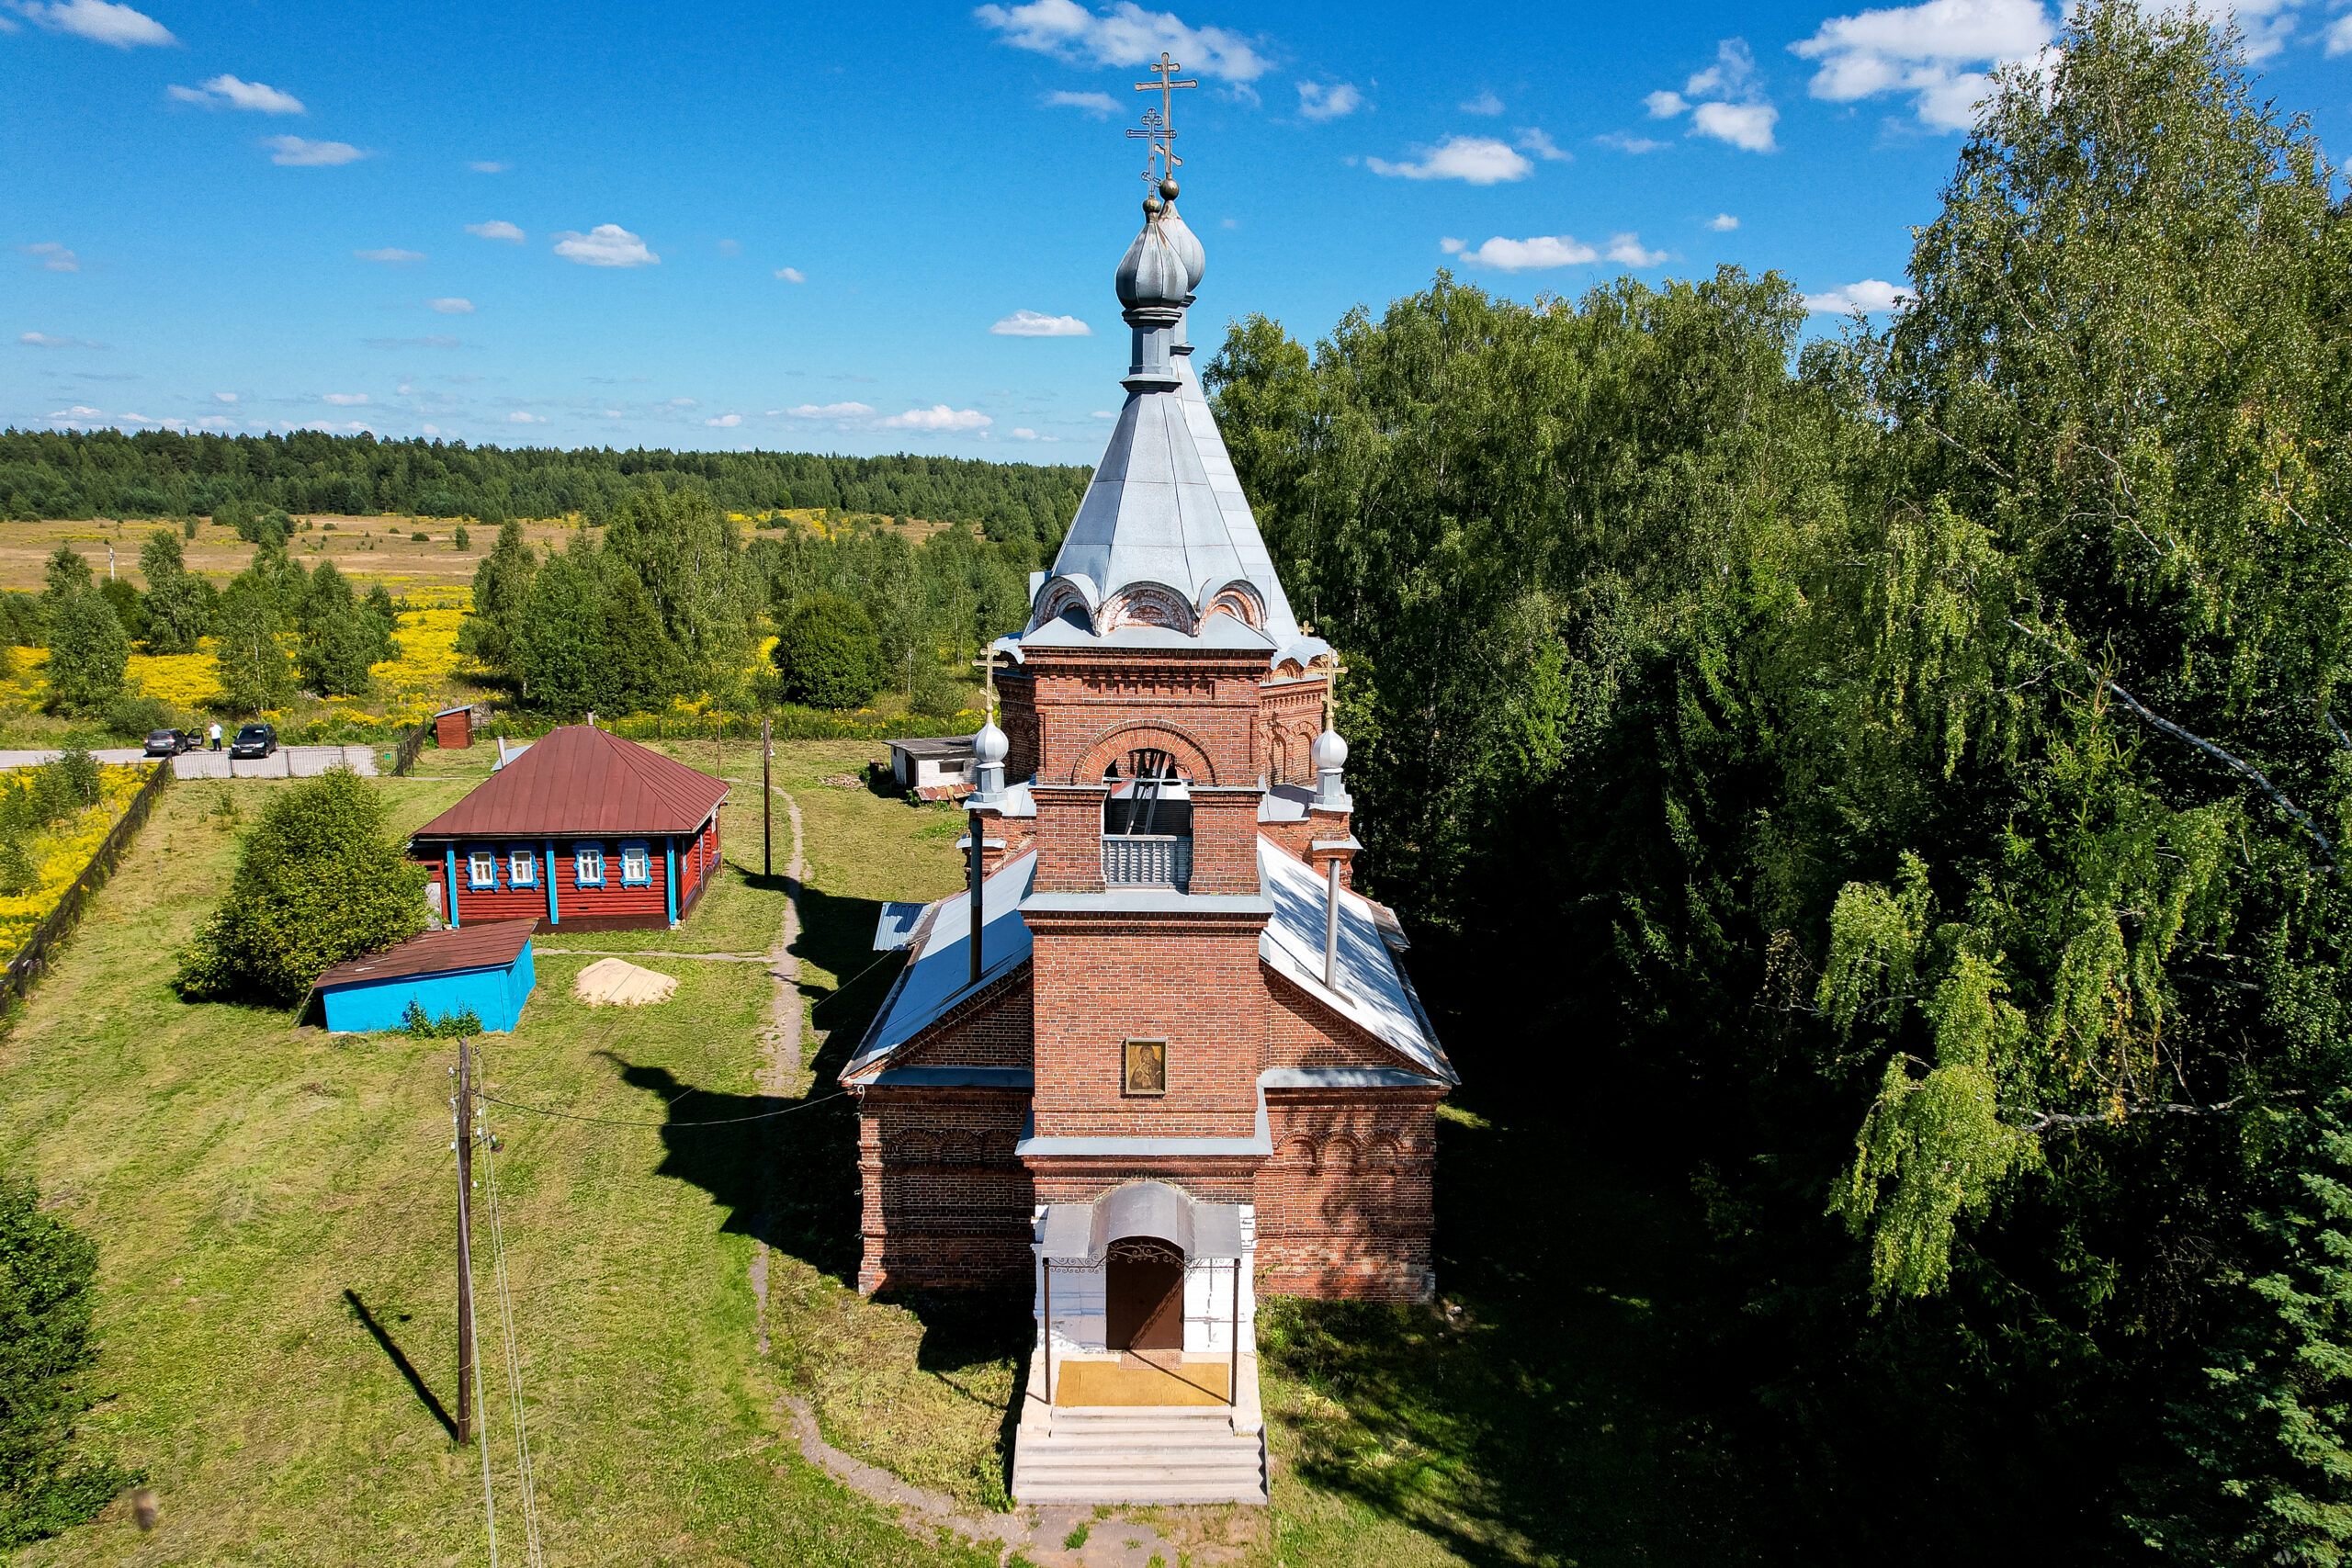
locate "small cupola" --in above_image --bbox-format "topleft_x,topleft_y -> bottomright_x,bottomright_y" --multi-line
1313,725 -> 1351,810
971,717 -> 1009,802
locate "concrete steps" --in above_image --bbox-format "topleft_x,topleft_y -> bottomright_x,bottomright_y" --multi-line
1012,1406 -> 1268,1506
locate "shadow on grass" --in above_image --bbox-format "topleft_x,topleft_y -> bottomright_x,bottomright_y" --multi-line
343,1287 -> 458,1441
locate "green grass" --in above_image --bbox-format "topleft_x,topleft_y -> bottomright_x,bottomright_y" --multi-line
0,760 -> 993,1567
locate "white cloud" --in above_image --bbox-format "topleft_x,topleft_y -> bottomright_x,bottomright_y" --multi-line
973,0 -> 1270,82
1091,410 -> 1116,418
1709,212 -> 1740,231
601,410 -> 623,418
1804,277 -> 1910,313
422,423 -> 451,436
469,160 -> 509,173
10,0 -> 172,46
365,334 -> 460,349
1296,81 -> 1363,120
1439,233 -> 1599,271
1368,135 -> 1532,185
882,405 -> 993,431
19,332 -> 101,348
49,405 -> 105,420
1012,427 -> 1039,439
1461,89 -> 1503,115
192,415 -> 236,429
667,398 -> 697,408
355,247 -> 425,265
1516,127 -> 1571,162
552,224 -> 659,267
19,243 -> 78,272
1691,100 -> 1779,151
300,420 -> 375,434
1042,89 -> 1118,115
322,392 -> 370,405
775,266 -> 807,283
213,391 -> 238,402
506,411 -> 546,423
991,309 -> 1093,336
168,74 -> 306,114
466,220 -> 526,243
2328,10 -> 2352,52
1645,38 -> 1778,152
1598,131 -> 1671,152
427,298 -> 473,313
266,136 -> 368,166
1791,0 -> 2053,131
785,401 -> 877,420
706,413 -> 742,428
1606,232 -> 1670,265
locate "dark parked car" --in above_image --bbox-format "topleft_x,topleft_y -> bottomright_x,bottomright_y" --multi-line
228,723 -> 277,760
142,728 -> 193,757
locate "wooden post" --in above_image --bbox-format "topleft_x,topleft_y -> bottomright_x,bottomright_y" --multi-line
452,1040 -> 476,1445
762,716 -> 773,879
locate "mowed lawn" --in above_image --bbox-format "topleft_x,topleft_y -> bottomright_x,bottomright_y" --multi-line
0,750 -> 998,1568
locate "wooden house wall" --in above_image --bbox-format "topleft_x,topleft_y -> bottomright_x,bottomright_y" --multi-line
424,815 -> 718,933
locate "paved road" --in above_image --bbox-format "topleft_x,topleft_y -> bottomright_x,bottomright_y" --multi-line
0,745 -> 379,778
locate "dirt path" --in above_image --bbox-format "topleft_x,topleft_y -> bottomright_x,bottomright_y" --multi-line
747,788 -> 808,1359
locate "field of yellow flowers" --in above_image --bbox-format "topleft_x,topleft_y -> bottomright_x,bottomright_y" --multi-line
0,762 -> 148,955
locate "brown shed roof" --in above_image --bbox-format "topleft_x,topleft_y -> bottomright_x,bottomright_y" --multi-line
413,725 -> 729,840
314,919 -> 537,989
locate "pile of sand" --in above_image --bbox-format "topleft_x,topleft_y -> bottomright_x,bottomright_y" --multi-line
572,957 -> 678,1007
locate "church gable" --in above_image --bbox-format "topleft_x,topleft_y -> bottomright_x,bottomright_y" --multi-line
881,966 -> 1035,1074
1263,966 -> 1445,1079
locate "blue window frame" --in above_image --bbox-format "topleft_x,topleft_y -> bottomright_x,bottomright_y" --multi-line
573,843 -> 606,886
510,848 -> 537,887
619,840 -> 652,886
467,848 -> 498,889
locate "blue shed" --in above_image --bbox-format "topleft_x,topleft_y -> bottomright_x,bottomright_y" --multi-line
314,919 -> 538,1033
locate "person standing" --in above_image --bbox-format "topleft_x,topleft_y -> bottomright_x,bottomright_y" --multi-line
208,720 -> 221,751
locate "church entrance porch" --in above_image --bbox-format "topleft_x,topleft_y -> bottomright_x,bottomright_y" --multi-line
1012,1181 -> 1268,1504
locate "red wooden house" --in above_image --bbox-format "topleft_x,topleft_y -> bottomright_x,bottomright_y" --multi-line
412,725 -> 730,933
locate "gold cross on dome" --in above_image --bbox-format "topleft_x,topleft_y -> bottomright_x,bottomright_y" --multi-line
1125,110 -> 1182,186
1135,52 -> 1198,126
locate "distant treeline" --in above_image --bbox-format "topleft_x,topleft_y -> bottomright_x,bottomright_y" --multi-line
0,429 -> 1093,555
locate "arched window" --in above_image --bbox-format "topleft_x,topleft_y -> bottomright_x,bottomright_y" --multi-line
1101,749 -> 1193,890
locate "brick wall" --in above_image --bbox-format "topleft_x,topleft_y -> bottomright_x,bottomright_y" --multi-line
1257,1087 -> 1442,1300
858,1087 -> 1035,1292
1026,908 -> 1268,1139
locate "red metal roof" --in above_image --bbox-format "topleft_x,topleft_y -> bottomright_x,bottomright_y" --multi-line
413,725 -> 730,840
314,919 -> 537,989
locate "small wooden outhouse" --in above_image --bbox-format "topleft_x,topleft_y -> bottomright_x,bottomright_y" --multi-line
315,919 -> 537,1033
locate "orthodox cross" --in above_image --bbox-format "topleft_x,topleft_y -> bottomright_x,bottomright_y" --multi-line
1125,111 -> 1181,186
969,646 -> 1015,724
1301,619 -> 1349,729
1136,52 -> 1198,122
1131,52 -> 1196,186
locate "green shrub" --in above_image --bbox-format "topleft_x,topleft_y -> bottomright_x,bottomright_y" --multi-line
0,1174 -> 141,1549
909,661 -> 966,718
771,593 -> 881,708
104,694 -> 176,739
452,525 -> 471,551
232,507 -> 292,547
175,769 -> 426,1002
401,1000 -> 483,1039
409,531 -> 429,543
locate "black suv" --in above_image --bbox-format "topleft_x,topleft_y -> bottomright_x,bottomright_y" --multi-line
229,723 -> 277,760
142,728 -> 192,757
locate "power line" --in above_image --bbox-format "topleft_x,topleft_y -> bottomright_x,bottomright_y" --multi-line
477,1088 -> 849,1128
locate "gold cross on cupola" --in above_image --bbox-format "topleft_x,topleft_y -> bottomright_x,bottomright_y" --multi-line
1136,51 -> 1198,120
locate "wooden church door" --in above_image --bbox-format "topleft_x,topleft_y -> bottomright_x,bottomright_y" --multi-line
1104,1238 -> 1185,1352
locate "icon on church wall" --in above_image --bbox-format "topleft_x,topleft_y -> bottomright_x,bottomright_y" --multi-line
1124,1038 -> 1168,1096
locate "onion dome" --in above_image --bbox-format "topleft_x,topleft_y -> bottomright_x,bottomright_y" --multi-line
973,718 -> 1009,765
1157,184 -> 1206,294
1311,726 -> 1348,773
1115,217 -> 1192,311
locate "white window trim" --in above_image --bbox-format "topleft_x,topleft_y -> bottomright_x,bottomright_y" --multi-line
510,849 -> 537,887
619,840 -> 652,886
574,843 -> 606,887
467,849 -> 498,890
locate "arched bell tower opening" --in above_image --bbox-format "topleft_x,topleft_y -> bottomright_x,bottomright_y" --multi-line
1102,748 -> 1193,891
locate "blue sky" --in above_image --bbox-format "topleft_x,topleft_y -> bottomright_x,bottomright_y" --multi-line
7,0 -> 2347,459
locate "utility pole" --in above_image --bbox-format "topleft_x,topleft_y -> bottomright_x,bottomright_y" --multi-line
451,1039 -> 476,1446
762,716 -> 773,878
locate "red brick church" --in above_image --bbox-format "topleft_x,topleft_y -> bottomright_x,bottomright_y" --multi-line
842,112 -> 1455,1504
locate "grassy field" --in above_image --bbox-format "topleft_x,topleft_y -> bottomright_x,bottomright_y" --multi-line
0,729 -> 1730,1568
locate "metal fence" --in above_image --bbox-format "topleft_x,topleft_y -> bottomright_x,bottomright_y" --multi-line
0,760 -> 172,1014
1102,834 -> 1191,890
